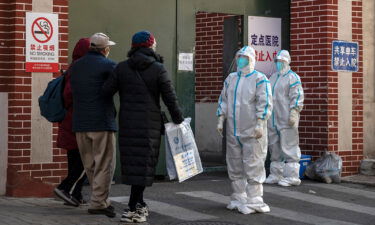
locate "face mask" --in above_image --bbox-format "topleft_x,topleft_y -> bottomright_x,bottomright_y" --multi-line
104,47 -> 110,58
237,57 -> 249,69
276,61 -> 283,72
151,42 -> 157,51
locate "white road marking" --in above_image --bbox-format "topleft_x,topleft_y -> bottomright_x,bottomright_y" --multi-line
304,183 -> 375,200
265,186 -> 375,216
177,191 -> 361,225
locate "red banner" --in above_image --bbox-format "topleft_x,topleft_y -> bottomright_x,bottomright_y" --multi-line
25,62 -> 59,72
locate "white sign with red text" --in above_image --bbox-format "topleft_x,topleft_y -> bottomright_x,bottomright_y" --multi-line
26,12 -> 59,73
248,16 -> 281,77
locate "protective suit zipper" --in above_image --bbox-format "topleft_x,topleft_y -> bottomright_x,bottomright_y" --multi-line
233,73 -> 241,137
272,74 -> 280,129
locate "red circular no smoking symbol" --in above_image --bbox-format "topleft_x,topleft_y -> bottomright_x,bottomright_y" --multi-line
31,17 -> 53,43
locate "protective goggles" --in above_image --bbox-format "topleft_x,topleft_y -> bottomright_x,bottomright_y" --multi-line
273,58 -> 287,63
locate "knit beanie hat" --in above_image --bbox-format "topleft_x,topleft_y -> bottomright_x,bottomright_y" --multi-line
131,30 -> 155,48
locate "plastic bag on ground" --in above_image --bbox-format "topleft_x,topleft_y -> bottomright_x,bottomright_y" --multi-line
305,151 -> 343,184
165,118 -> 203,182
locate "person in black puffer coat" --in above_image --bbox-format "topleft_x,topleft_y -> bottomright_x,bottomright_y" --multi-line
102,30 -> 184,223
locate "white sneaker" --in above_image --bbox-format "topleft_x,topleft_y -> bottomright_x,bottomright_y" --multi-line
237,204 -> 256,214
136,203 -> 149,216
121,209 -> 146,223
265,175 -> 280,184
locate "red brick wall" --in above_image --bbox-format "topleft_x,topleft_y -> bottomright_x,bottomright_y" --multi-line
51,0 -> 69,181
195,12 -> 232,103
349,0 -> 364,174
290,0 -> 337,157
291,0 -> 363,176
0,0 -> 69,197
54,0 -> 69,72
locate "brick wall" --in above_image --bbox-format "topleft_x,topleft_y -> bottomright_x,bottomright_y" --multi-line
195,12 -> 232,103
51,0 -> 69,182
0,0 -> 69,197
349,0 -> 364,174
291,0 -> 363,176
290,0 -> 338,157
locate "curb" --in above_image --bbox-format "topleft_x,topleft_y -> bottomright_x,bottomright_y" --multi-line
341,175 -> 375,187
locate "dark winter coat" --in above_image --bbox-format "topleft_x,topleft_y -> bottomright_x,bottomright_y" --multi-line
57,38 -> 90,150
70,51 -> 117,132
103,47 -> 184,186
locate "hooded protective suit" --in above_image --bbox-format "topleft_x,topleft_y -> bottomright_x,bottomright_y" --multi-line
266,50 -> 304,187
217,46 -> 273,214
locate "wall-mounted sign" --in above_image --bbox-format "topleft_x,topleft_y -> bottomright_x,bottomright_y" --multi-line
331,40 -> 358,72
178,53 -> 194,71
248,16 -> 281,76
26,12 -> 59,73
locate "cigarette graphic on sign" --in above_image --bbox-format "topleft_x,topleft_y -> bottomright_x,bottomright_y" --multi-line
35,21 -> 50,34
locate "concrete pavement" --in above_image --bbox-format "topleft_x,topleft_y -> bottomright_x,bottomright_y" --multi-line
342,174 -> 375,187
1,172 -> 375,225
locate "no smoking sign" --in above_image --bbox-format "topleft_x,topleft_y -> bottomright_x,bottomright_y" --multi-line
26,12 -> 59,73
32,17 -> 54,43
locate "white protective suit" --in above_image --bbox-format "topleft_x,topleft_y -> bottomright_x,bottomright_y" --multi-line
217,46 -> 273,214
266,50 -> 304,187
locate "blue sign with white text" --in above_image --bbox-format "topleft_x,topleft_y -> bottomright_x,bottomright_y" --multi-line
331,41 -> 359,72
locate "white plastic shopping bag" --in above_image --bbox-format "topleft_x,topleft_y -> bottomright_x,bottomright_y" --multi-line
165,118 -> 203,182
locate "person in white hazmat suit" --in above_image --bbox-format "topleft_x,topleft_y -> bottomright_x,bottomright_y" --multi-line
216,46 -> 273,214
265,50 -> 304,187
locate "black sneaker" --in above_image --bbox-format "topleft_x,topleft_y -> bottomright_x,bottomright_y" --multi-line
54,188 -> 79,207
121,209 -> 146,223
88,205 -> 116,218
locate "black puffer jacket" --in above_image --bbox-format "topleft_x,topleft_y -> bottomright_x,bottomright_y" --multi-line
103,48 -> 183,186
